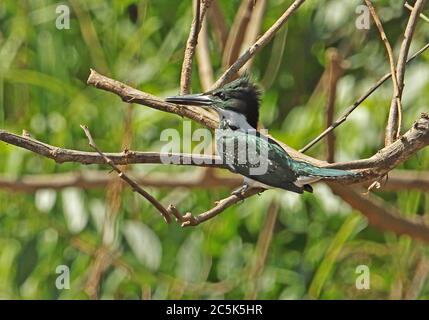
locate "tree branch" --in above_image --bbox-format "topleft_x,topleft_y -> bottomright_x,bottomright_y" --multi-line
87,69 -> 219,129
80,125 -> 172,223
300,42 -> 429,153
385,0 -> 426,145
170,187 -> 264,227
86,69 -> 429,173
2,113 -> 429,186
180,0 -> 213,94
365,0 -> 402,141
211,0 -> 306,89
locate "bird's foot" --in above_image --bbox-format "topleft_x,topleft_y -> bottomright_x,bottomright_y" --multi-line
231,184 -> 249,200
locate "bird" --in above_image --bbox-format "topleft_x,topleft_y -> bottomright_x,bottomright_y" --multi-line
166,75 -> 358,196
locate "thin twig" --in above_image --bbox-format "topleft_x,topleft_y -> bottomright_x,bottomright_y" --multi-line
171,187 -> 264,227
406,2 -> 429,23
180,0 -> 201,94
300,42 -> 429,153
365,0 -> 403,141
180,0 -> 213,94
80,125 -> 172,223
385,0 -> 427,145
211,0 -> 306,89
85,106 -> 134,299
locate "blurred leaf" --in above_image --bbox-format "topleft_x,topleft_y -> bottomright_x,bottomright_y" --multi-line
308,213 -> 364,299
15,238 -> 38,288
35,189 -> 57,213
176,231 -> 210,283
61,188 -> 88,233
123,220 -> 162,271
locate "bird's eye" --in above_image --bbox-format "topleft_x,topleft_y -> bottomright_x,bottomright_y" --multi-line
215,92 -> 226,100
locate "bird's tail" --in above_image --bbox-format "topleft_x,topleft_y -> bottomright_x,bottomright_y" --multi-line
294,162 -> 358,178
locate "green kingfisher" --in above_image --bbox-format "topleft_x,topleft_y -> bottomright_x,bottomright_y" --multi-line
166,76 -> 358,195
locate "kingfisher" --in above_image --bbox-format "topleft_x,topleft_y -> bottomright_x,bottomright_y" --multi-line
166,76 -> 358,195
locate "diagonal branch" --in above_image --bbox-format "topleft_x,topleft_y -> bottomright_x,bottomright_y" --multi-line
180,0 -> 213,94
169,187 -> 264,227
385,0 -> 427,145
87,69 -> 218,129
365,0 -> 402,141
80,125 -> 172,223
300,42 -> 429,153
211,0 -> 306,89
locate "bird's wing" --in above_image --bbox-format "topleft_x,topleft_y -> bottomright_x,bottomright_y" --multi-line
218,130 -> 299,183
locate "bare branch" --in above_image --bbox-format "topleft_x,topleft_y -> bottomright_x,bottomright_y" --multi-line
180,0 -> 201,94
171,187 -> 264,227
211,0 -> 306,89
3,113 -> 429,186
80,125 -> 172,223
180,0 -> 213,94
87,69 -> 218,129
406,2 -> 429,23
365,0 -> 403,141
385,0 -> 427,145
0,128 -> 223,166
300,42 -> 429,153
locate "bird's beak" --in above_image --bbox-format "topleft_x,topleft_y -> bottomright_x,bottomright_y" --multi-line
165,93 -> 214,107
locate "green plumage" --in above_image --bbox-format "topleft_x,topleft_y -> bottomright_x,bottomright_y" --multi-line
216,127 -> 357,194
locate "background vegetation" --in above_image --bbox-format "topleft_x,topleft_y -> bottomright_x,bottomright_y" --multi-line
1,0 -> 429,299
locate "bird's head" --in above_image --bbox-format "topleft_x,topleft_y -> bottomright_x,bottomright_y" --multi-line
166,75 -> 261,129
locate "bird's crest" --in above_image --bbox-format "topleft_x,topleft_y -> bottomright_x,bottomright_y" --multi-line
213,75 -> 261,128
